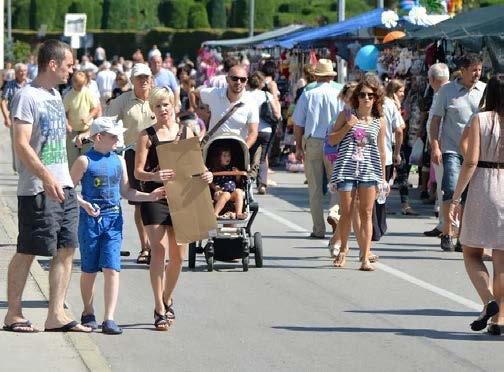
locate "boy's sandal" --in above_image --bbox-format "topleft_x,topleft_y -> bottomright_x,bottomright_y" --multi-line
333,251 -> 347,268
359,261 -> 375,272
154,310 -> 169,331
136,249 -> 151,264
219,212 -> 236,220
359,253 -> 379,263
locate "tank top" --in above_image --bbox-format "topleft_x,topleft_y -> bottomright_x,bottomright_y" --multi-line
81,149 -> 122,211
140,123 -> 188,193
331,117 -> 383,184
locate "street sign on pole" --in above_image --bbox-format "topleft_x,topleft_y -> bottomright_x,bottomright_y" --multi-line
64,13 -> 87,37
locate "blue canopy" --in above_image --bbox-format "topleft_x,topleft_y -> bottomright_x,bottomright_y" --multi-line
274,8 -> 387,49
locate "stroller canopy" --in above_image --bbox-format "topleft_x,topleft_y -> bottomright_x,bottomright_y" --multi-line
203,133 -> 250,172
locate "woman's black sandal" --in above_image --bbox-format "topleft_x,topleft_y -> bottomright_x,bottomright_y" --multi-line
164,299 -> 175,322
154,310 -> 169,331
487,323 -> 504,336
136,249 -> 151,264
471,300 -> 499,331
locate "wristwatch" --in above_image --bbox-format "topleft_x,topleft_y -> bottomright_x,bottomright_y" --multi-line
451,197 -> 462,205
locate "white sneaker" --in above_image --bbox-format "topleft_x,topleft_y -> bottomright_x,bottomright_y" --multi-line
328,240 -> 341,258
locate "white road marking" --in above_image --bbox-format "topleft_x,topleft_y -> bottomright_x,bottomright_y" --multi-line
260,208 -> 482,311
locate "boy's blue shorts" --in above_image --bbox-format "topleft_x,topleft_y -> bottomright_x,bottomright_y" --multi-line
78,212 -> 123,273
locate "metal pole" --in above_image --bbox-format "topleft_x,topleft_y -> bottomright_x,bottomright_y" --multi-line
0,0 -> 4,69
377,0 -> 384,8
249,0 -> 255,38
7,0 -> 12,42
338,0 -> 345,22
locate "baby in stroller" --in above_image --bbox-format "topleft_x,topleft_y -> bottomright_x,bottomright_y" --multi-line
209,147 -> 247,220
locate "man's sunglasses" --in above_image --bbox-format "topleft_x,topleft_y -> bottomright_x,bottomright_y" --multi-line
229,76 -> 247,83
358,92 -> 376,99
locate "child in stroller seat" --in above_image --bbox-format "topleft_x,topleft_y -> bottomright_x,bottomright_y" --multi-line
210,147 -> 248,220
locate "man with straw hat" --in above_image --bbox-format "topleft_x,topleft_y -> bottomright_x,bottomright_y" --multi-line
293,59 -> 343,239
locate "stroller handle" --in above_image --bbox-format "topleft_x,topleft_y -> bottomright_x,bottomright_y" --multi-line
212,171 -> 248,177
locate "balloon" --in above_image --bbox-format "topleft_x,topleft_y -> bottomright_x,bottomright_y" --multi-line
355,45 -> 379,71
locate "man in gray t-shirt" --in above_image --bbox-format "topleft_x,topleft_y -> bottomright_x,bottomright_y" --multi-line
3,40 -> 91,333
429,54 -> 486,252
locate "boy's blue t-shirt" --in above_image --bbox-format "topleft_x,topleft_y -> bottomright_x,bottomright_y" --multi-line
81,149 -> 122,211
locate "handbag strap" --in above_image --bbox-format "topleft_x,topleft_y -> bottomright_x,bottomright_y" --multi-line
201,101 -> 244,146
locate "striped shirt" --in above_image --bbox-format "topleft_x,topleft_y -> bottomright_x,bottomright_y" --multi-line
331,117 -> 383,184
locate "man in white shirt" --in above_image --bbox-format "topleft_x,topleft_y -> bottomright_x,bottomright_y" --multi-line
96,61 -> 116,106
191,65 -> 258,148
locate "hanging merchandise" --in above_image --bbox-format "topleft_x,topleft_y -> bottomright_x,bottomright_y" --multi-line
355,45 -> 379,71
381,10 -> 400,29
400,0 -> 420,11
309,50 -> 318,66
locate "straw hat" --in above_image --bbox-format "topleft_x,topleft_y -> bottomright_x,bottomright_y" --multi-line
312,59 -> 336,77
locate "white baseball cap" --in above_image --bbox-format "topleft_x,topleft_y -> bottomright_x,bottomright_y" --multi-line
90,117 -> 127,137
131,63 -> 152,77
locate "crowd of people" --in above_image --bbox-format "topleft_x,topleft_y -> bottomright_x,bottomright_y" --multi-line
1,39 -> 502,336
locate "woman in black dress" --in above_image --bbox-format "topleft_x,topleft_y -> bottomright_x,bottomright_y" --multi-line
135,87 -> 212,330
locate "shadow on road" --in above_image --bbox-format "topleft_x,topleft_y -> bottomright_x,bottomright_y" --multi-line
345,308 -> 478,317
271,325 -> 504,341
0,300 -> 49,309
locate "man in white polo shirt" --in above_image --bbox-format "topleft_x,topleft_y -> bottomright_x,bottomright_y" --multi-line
191,65 -> 258,148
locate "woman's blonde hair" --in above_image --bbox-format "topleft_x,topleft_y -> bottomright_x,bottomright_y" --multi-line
148,86 -> 174,110
72,71 -> 87,88
385,79 -> 405,99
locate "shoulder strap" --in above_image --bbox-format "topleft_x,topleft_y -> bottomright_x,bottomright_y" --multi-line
201,102 -> 245,146
174,122 -> 188,141
145,126 -> 159,147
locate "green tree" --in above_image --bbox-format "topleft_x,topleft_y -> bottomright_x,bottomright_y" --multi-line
159,0 -> 194,28
33,0 -> 58,30
104,0 -> 131,29
254,0 -> 274,29
229,0 -> 248,27
208,0 -> 227,28
11,0 -> 32,29
188,4 -> 211,28
12,41 -> 32,63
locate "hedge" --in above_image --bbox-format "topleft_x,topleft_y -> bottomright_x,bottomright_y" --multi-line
11,28 -> 254,61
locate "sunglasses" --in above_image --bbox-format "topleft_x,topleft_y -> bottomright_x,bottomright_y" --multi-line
358,92 -> 376,99
229,76 -> 247,83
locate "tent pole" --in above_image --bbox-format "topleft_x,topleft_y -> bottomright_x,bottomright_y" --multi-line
249,0 -> 255,38
337,0 -> 347,83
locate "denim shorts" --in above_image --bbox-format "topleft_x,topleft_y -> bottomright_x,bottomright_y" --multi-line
442,153 -> 463,201
336,179 -> 378,192
78,211 -> 123,273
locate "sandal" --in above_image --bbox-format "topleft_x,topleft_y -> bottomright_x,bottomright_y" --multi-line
471,300 -> 499,331
164,299 -> 175,322
359,261 -> 375,272
359,253 -> 379,263
487,323 -> 504,336
219,212 -> 236,220
154,310 -> 169,331
333,250 -> 348,268
136,249 -> 151,264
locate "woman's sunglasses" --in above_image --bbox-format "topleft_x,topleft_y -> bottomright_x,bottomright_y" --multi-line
358,92 -> 376,99
229,76 -> 247,83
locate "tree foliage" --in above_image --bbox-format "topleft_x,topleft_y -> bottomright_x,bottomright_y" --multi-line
159,0 -> 193,28
208,0 -> 227,28
188,3 -> 211,28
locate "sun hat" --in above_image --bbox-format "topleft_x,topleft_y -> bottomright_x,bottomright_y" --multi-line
90,117 -> 127,137
131,63 -> 152,77
312,59 -> 337,77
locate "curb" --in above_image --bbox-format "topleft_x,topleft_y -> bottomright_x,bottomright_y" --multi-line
0,200 -> 112,372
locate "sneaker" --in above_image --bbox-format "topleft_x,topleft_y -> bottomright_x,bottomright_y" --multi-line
454,240 -> 463,252
326,216 -> 338,234
440,235 -> 454,252
423,227 -> 443,237
81,314 -> 98,330
257,185 -> 266,195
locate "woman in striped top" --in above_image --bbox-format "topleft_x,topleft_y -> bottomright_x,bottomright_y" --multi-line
327,75 -> 387,271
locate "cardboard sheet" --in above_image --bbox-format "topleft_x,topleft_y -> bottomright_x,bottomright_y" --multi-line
156,136 -> 217,244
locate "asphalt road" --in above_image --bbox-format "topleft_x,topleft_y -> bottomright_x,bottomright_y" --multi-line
59,170 -> 503,371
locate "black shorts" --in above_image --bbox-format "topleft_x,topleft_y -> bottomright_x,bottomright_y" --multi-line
17,188 -> 78,257
140,199 -> 173,226
124,149 -> 141,206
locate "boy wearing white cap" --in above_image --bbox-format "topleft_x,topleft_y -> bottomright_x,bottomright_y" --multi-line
70,117 -> 165,334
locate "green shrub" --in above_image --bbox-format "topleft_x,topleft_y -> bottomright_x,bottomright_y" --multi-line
229,0 -> 248,27
188,4 -> 210,28
254,0 -> 274,29
208,0 -> 227,28
158,0 -> 194,28
12,41 -> 32,63
12,0 -> 31,29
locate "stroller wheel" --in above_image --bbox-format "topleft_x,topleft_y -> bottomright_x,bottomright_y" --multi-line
254,232 -> 263,268
242,256 -> 249,272
207,256 -> 214,272
188,243 -> 196,269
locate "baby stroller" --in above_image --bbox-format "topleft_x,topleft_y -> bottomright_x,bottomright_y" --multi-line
188,133 -> 263,272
